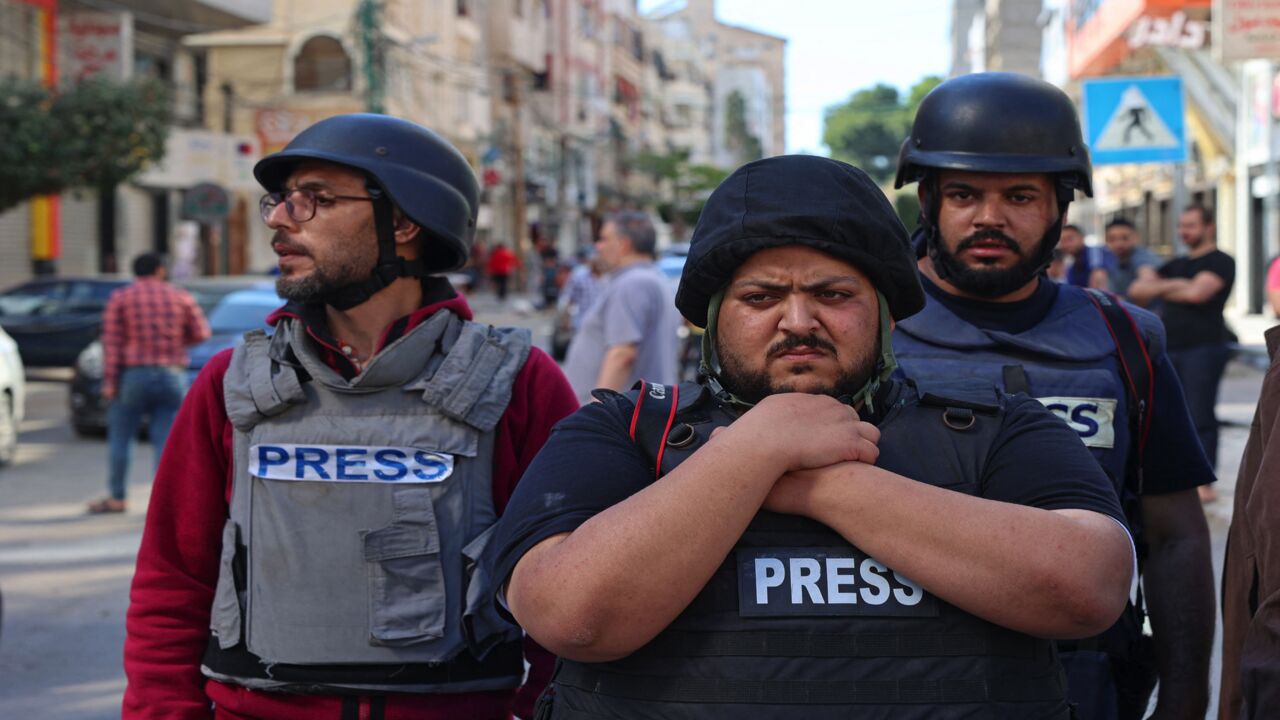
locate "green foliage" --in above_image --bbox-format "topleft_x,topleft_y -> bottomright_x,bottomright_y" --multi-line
627,147 -> 729,229
893,191 -> 921,232
630,147 -> 690,183
0,81 -> 63,207
822,76 -> 942,184
0,77 -> 171,213
724,90 -> 763,166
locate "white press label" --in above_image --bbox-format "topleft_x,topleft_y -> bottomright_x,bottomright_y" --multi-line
250,444 -> 454,483
1037,396 -> 1118,449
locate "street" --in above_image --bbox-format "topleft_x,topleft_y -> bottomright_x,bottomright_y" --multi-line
0,298 -> 1264,719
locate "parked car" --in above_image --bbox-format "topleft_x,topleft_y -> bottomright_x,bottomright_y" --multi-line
0,325 -> 26,467
177,275 -> 277,317
70,286 -> 282,437
0,276 -> 131,367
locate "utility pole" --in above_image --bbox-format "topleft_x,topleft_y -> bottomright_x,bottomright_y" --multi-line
359,0 -> 385,114
510,67 -> 529,290
221,82 -> 234,133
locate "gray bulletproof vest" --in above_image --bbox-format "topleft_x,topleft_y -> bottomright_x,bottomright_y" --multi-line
203,311 -> 531,693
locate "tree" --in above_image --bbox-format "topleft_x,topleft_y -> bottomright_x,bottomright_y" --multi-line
724,90 -> 763,167
822,76 -> 942,184
627,147 -> 729,234
0,77 -> 171,214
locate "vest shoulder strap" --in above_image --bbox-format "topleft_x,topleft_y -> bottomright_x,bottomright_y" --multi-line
416,322 -> 532,432
1083,288 -> 1154,481
224,329 -> 308,432
616,381 -> 711,481
910,380 -> 1003,414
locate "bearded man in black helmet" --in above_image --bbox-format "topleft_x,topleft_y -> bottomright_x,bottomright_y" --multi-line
892,72 -> 1215,720
123,114 -> 578,719
486,154 -> 1134,719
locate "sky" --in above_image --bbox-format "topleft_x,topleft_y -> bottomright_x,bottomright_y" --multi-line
637,0 -> 953,155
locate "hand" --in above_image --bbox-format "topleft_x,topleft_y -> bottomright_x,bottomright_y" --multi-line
101,386 -> 116,402
731,393 -> 880,473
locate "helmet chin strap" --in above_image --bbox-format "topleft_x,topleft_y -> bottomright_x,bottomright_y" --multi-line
699,289 -> 899,415
919,177 -> 950,281
320,185 -> 431,311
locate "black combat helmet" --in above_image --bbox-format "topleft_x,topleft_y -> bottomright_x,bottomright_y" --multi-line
677,155 -> 924,327
678,155 -> 922,412
255,113 -> 480,308
894,73 -> 1093,281
894,72 -> 1093,201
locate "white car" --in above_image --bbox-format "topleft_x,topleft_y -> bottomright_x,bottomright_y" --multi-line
0,324 -> 25,467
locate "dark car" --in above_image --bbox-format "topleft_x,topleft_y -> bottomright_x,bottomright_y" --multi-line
69,283 -> 280,437
0,277 -> 130,367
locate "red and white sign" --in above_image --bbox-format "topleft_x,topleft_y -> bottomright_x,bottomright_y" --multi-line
58,10 -> 132,85
254,105 -> 361,155
1215,0 -> 1280,62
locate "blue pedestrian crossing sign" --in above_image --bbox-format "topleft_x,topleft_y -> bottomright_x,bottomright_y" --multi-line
1083,77 -> 1186,165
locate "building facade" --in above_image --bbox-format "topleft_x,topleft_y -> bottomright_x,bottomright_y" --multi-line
0,0 -> 270,289
1060,0 -> 1257,315
645,0 -> 785,171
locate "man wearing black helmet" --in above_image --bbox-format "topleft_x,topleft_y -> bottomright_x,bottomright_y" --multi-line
122,114 -> 578,719
486,155 -> 1134,719
892,72 -> 1215,720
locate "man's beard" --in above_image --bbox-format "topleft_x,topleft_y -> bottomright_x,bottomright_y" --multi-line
273,230 -> 376,303
931,228 -> 1044,298
717,332 -> 880,406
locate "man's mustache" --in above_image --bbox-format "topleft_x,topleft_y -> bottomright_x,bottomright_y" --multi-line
958,229 -> 1021,255
768,334 -> 838,357
272,231 -> 310,256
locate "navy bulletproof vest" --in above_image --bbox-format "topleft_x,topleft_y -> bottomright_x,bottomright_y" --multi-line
541,380 -> 1070,720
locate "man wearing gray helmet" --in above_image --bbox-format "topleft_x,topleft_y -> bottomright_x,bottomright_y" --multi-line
487,154 -> 1133,719
893,72 -> 1215,720
122,114 -> 577,719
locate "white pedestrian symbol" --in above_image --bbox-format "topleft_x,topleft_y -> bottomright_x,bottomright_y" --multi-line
1094,86 -> 1179,150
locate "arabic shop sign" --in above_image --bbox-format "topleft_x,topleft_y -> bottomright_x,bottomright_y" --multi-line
1129,12 -> 1209,50
58,10 -> 134,85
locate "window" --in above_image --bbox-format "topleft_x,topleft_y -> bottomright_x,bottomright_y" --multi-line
293,35 -> 352,92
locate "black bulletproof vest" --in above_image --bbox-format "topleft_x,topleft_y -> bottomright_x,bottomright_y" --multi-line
539,380 -> 1070,720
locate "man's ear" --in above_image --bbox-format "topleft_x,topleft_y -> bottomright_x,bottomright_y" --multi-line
392,210 -> 422,246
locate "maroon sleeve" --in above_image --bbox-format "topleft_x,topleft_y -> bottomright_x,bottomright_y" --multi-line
123,348 -> 235,720
491,347 -> 579,515
491,346 -> 577,718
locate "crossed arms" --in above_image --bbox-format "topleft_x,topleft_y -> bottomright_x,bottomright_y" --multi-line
505,393 -> 1133,662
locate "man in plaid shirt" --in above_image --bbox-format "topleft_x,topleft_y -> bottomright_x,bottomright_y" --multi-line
89,253 -> 209,514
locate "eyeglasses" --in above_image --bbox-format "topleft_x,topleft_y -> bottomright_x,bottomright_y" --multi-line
259,187 -> 376,224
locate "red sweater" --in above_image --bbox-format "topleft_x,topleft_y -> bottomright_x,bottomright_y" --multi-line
123,295 -> 578,720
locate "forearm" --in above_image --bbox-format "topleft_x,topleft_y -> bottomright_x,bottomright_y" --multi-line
799,464 -> 1132,638
508,428 -> 785,661
594,344 -> 638,392
1158,278 -> 1201,303
1142,491 -> 1215,716
1126,276 -> 1169,305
